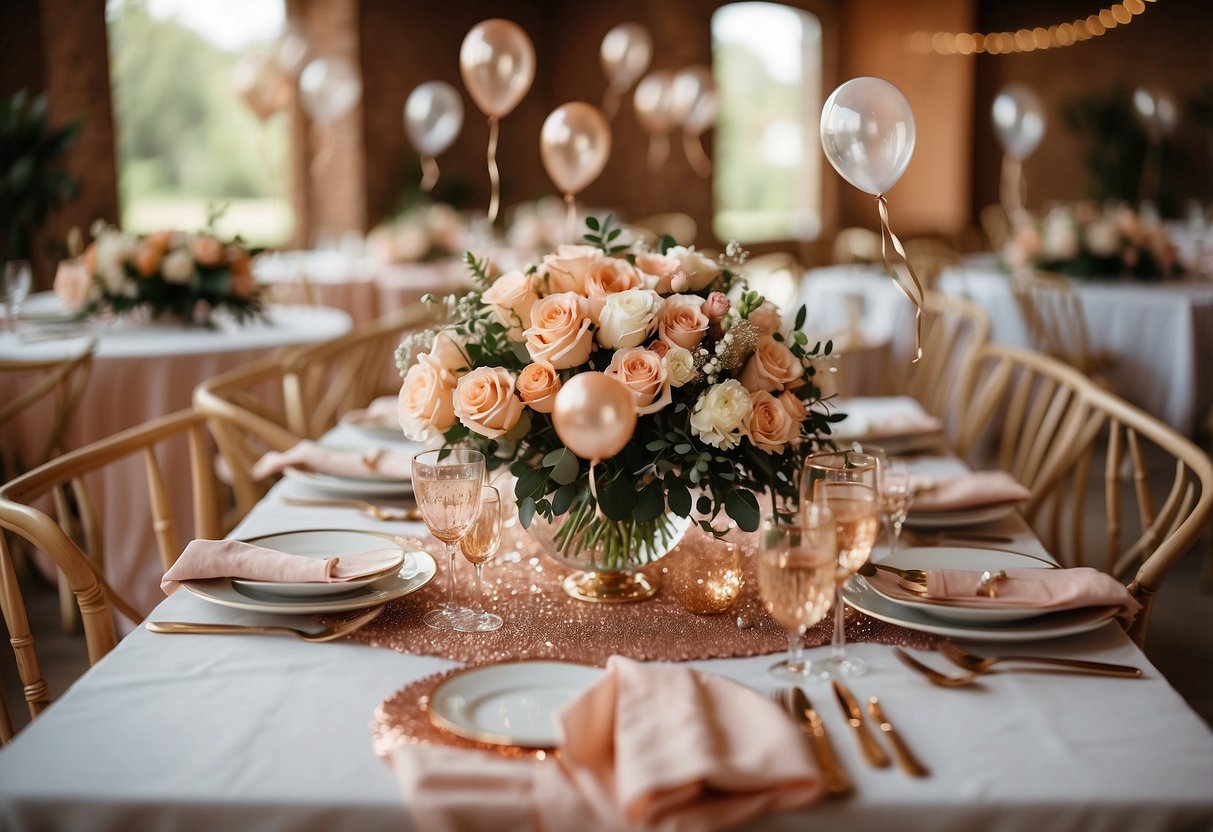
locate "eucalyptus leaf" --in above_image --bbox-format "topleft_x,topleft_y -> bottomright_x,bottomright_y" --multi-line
598,478 -> 638,521
634,480 -> 664,522
725,489 -> 760,532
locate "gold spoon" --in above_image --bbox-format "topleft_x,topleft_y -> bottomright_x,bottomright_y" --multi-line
147,605 -> 384,642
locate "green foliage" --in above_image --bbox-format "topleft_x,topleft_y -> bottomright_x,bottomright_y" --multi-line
582,213 -> 631,255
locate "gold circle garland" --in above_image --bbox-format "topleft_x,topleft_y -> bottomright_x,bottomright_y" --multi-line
910,0 -> 1155,55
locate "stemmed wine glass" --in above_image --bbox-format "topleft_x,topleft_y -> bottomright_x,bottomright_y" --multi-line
881,460 -> 913,554
453,486 -> 503,633
757,507 -> 838,680
412,448 -> 485,631
801,450 -> 880,678
3,260 -> 32,332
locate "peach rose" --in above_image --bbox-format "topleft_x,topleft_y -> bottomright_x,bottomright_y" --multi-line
542,244 -> 604,295
523,292 -> 594,369
605,347 -> 671,415
702,291 -> 730,320
482,270 -> 539,341
134,242 -> 164,277
746,389 -> 795,454
146,230 -> 175,251
634,252 -> 688,295
584,257 -> 641,320
739,336 -> 804,393
658,294 -> 709,350
453,366 -> 526,439
398,355 -> 457,441
190,235 -> 225,268
747,301 -> 783,335
516,362 -> 562,413
229,255 -> 256,298
778,391 -> 807,444
53,258 -> 93,311
426,330 -> 470,374
667,245 -> 722,291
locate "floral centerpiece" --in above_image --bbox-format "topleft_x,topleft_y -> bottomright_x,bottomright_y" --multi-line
1003,201 -> 1180,280
366,202 -> 468,265
55,219 -> 262,325
395,216 -> 839,597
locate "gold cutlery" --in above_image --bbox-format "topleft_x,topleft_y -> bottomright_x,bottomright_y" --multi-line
866,697 -> 929,777
147,605 -> 384,642
857,561 -> 927,585
783,688 -> 853,797
894,648 -> 983,688
278,496 -> 422,522
831,680 -> 890,767
907,530 -> 1015,545
939,643 -> 1143,678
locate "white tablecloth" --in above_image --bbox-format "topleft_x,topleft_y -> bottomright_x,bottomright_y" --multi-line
2,410 -> 1211,830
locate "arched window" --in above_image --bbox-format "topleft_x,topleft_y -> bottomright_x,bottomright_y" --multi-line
712,2 -> 822,243
106,0 -> 292,246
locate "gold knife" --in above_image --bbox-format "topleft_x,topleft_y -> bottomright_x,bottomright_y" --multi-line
867,696 -> 929,777
792,688 -> 853,797
832,680 -> 890,768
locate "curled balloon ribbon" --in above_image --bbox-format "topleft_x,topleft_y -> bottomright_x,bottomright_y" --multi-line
486,117 -> 501,224
420,156 -> 440,193
999,156 -> 1027,224
875,194 -> 924,363
647,133 -> 670,173
310,122 -> 337,178
683,133 -> 712,177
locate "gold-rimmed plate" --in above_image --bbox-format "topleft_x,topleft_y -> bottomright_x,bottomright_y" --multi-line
229,530 -> 408,599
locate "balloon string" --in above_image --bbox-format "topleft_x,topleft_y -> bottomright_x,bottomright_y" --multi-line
310,123 -> 335,179
564,193 -> 577,243
1000,156 -> 1027,224
486,117 -> 501,225
683,133 -> 712,177
875,194 -> 924,363
420,156 -> 440,193
647,133 -> 669,173
588,460 -> 605,520
602,86 -> 621,122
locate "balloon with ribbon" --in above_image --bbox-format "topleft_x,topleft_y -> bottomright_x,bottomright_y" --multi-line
670,65 -> 718,177
404,82 -> 465,192
820,77 -> 924,361
276,22 -> 312,79
541,103 -> 612,241
553,373 -> 637,507
634,71 -> 677,173
460,19 -> 536,224
600,23 -> 653,121
299,55 -> 362,123
233,53 -> 291,122
1133,86 -> 1178,204
992,83 -> 1045,221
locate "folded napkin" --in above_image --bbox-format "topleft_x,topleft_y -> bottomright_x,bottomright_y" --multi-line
868,566 -> 1141,625
910,471 -> 1031,513
161,539 -> 402,595
391,656 -> 825,832
341,396 -> 399,428
250,440 -> 413,482
870,411 -> 943,437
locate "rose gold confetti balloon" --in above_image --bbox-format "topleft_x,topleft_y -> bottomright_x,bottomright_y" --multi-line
551,373 -> 636,461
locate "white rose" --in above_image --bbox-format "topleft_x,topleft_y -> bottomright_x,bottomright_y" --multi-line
666,245 -> 722,291
1084,219 -> 1120,257
1041,209 -> 1078,261
96,232 -> 135,294
665,346 -> 698,387
690,379 -> 753,450
596,288 -> 662,349
161,249 -> 195,285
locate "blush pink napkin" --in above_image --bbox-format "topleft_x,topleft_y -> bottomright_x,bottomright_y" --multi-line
160,539 -> 402,595
250,440 -> 413,481
341,396 -> 399,428
910,471 -> 1031,513
390,656 -> 826,832
870,411 -> 943,437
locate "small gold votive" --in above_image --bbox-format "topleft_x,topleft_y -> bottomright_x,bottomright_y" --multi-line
667,533 -> 743,615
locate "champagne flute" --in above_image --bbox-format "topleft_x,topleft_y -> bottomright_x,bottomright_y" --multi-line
3,260 -> 32,332
757,507 -> 837,680
453,486 -> 503,633
412,448 -> 485,631
881,460 -> 912,554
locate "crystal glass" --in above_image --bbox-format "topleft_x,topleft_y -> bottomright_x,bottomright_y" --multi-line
3,260 -> 32,332
757,507 -> 837,680
453,486 -> 503,633
881,460 -> 912,555
412,448 -> 485,630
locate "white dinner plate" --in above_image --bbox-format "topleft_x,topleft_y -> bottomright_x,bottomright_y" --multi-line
229,530 -> 407,599
338,411 -> 408,444
428,661 -> 603,748
904,502 -> 1017,529
864,547 -> 1055,624
183,546 -> 435,614
19,291 -> 76,322
283,467 -> 413,497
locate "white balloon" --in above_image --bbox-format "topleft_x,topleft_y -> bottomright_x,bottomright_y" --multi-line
992,83 -> 1046,161
1133,86 -> 1178,137
276,23 -> 312,78
820,77 -> 916,196
299,56 -> 362,124
601,23 -> 653,92
404,81 -> 464,157
633,71 -> 677,134
670,66 -> 718,137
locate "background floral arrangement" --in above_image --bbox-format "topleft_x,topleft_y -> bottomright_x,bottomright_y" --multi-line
55,219 -> 262,324
1003,201 -> 1180,280
366,202 -> 468,265
395,216 -> 840,566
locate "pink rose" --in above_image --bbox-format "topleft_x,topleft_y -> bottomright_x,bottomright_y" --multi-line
481,270 -> 539,341
605,347 -> 671,415
53,258 -> 93,311
634,252 -> 689,295
740,336 -> 804,392
746,390 -> 795,454
778,392 -> 807,444
190,235 -> 225,268
516,362 -> 562,413
658,294 -> 709,350
453,366 -> 526,439
702,291 -> 730,320
523,292 -> 594,369
747,301 -> 783,335
398,355 -> 457,441
584,257 -> 641,320
542,244 -> 604,294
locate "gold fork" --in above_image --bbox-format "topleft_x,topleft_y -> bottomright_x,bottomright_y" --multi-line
147,605 -> 384,642
893,648 -> 982,688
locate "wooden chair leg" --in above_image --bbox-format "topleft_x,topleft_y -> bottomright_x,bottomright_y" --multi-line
58,573 -> 79,634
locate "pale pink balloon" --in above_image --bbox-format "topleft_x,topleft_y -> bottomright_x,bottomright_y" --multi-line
552,373 -> 636,461
633,70 -> 677,134
541,103 -> 612,196
601,23 -> 653,92
459,19 -> 536,119
670,65 -> 718,137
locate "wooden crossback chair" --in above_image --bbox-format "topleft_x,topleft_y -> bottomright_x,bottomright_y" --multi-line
195,304 -> 437,521
1009,270 -> 1112,378
0,337 -> 96,478
0,409 -> 221,742
902,237 -> 962,292
955,344 -> 1213,644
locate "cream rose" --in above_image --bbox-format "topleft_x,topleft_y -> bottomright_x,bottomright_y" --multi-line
746,390 -> 795,454
542,244 -> 604,294
482,270 -> 539,341
523,292 -> 594,369
739,336 -> 804,393
778,391 -> 807,444
398,354 -> 457,440
53,258 -> 93,311
634,252 -> 688,295
658,293 -> 709,350
161,249 -> 195,285
747,301 -> 783,335
596,288 -> 662,349
665,345 -> 698,387
690,379 -> 753,450
453,366 -> 526,439
516,362 -> 562,413
667,245 -> 722,291
605,347 -> 671,415
584,257 -> 641,320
